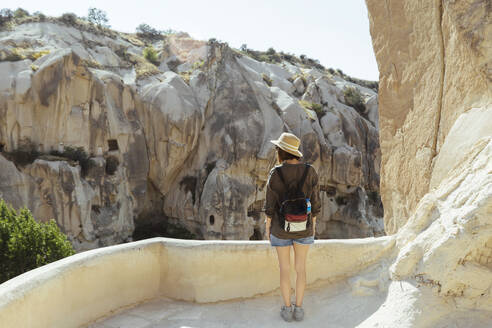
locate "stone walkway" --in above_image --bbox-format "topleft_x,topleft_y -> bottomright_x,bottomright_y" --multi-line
84,281 -> 386,328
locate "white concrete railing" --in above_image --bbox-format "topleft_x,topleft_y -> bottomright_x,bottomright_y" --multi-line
0,236 -> 395,328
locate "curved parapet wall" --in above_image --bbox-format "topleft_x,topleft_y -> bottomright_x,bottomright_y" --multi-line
0,237 -> 394,328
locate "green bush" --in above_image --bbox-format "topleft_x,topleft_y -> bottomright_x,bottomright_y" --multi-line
136,23 -> 162,39
266,47 -> 276,55
0,199 -> 75,284
343,86 -> 366,114
59,12 -> 78,25
142,45 -> 159,65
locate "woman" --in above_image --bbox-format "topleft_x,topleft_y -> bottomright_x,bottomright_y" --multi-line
264,132 -> 320,322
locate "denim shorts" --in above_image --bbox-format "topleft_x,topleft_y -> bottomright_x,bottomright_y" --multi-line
269,233 -> 314,247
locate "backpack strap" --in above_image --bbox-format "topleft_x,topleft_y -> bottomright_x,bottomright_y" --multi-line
297,164 -> 310,192
275,164 -> 310,191
275,166 -> 286,187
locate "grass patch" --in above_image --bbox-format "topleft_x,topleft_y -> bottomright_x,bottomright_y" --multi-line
179,71 -> 192,85
1,47 -> 26,61
290,73 -> 307,85
81,58 -> 102,69
299,100 -> 325,119
142,45 -> 159,65
29,49 -> 50,61
192,60 -> 204,70
343,86 -> 366,114
0,48 -> 51,63
119,52 -> 160,80
262,73 -> 272,86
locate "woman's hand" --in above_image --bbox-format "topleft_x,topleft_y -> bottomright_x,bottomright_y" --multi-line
312,216 -> 316,237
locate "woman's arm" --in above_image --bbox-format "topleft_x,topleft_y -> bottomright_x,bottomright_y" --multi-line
263,168 -> 278,241
265,216 -> 272,240
312,216 -> 316,237
310,167 -> 320,237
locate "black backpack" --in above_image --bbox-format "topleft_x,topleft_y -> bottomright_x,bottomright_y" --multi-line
275,164 -> 311,232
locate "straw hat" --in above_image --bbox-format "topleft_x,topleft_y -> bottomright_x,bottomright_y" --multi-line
270,132 -> 303,158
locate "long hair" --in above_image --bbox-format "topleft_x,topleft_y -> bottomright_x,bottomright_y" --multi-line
276,147 -> 301,163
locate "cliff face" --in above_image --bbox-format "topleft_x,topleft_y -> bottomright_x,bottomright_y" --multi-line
360,0 -> 492,325
0,20 -> 383,250
366,0 -> 491,234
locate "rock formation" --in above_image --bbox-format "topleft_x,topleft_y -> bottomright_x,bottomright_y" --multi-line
358,0 -> 492,325
366,0 -> 491,234
0,18 -> 383,250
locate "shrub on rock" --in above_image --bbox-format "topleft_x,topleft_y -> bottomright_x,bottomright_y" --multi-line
13,8 -> 29,19
136,23 -> 162,39
343,86 -> 366,114
59,12 -> 78,25
143,45 -> 159,65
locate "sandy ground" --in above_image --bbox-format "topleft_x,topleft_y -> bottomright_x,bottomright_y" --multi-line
84,281 -> 387,328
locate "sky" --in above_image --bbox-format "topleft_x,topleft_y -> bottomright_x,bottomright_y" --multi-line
7,1 -> 380,81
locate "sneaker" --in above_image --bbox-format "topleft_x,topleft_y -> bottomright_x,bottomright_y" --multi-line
280,305 -> 293,322
293,304 -> 304,321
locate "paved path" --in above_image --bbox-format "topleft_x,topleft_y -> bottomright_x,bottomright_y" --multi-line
85,281 -> 386,328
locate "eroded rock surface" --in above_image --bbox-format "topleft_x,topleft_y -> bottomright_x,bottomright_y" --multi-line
360,0 -> 492,326
366,0 -> 491,234
0,21 -> 383,250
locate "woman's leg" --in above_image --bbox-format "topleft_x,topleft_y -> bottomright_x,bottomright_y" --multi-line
275,245 -> 292,306
292,242 -> 310,306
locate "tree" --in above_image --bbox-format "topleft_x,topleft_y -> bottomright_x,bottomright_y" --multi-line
136,23 -> 161,39
87,7 -> 110,28
13,8 -> 29,19
0,8 -> 13,27
0,199 -> 76,284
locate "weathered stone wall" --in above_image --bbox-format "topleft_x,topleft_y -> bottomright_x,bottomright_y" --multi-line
366,0 -> 491,234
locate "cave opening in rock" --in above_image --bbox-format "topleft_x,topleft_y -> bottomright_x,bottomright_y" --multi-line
133,217 -> 199,241
105,155 -> 119,175
107,139 -> 119,151
209,215 -> 215,225
249,227 -> 262,240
